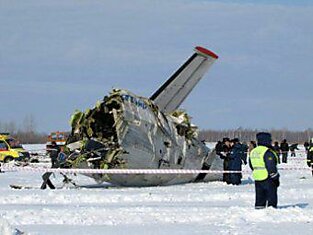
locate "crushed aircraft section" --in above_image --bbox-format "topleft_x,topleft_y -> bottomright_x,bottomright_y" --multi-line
62,46 -> 220,186
65,89 -> 216,186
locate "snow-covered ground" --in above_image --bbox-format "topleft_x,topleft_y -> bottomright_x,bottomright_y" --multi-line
0,144 -> 312,235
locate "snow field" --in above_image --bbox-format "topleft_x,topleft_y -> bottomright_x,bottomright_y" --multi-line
0,144 -> 312,235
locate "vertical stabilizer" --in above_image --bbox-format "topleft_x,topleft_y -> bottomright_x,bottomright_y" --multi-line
150,46 -> 218,113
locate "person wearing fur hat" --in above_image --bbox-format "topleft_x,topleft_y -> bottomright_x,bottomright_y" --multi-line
249,132 -> 280,209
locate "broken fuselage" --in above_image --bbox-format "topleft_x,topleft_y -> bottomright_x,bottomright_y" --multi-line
67,89 -> 217,186
65,46 -> 220,186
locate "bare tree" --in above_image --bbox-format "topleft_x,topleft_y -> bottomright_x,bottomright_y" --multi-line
0,117 -> 46,143
19,114 -> 40,144
22,114 -> 36,133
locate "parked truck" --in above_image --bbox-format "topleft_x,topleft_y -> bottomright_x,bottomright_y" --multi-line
46,131 -> 69,153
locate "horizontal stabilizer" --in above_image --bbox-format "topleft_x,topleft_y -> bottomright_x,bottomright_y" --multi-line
150,46 -> 218,113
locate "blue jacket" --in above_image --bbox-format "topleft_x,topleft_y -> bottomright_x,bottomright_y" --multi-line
229,143 -> 247,171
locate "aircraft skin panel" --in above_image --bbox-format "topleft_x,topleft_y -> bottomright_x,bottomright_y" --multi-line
105,91 -> 212,186
151,46 -> 218,113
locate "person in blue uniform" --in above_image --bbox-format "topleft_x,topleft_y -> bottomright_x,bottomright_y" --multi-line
249,132 -> 280,209
215,138 -> 231,183
229,138 -> 247,185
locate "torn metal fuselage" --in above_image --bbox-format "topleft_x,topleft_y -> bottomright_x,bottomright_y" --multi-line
66,89 -> 216,186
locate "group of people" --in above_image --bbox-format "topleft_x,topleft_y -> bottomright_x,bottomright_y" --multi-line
216,137 -> 303,186
215,138 -> 248,185
215,133 -> 280,208
272,139 -> 300,163
216,132 -> 313,209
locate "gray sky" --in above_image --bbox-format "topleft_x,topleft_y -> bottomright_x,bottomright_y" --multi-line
1,0 -> 313,132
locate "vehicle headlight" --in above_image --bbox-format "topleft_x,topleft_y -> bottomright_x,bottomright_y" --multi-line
18,152 -> 24,157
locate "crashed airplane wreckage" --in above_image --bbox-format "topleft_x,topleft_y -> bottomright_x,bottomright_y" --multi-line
64,46 -> 220,186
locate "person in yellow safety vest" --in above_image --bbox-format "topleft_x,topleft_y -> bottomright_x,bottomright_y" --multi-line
307,140 -> 313,176
249,132 -> 280,209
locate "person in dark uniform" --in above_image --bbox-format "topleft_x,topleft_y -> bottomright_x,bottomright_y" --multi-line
272,141 -> 281,164
215,138 -> 231,183
280,139 -> 289,163
307,140 -> 313,176
41,141 -> 61,189
222,138 -> 232,184
229,138 -> 247,185
49,141 -> 61,168
304,141 -> 310,154
215,141 -> 224,158
249,132 -> 280,209
289,143 -> 299,157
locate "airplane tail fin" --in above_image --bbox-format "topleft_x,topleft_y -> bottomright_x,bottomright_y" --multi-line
150,46 -> 218,113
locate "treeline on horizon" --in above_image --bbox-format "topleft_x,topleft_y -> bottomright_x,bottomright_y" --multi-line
199,128 -> 313,144
0,117 -> 47,144
2,119 -> 313,144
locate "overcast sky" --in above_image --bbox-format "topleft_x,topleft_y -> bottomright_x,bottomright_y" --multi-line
1,0 -> 313,132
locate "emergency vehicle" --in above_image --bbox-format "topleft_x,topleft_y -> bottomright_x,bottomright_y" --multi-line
0,133 -> 30,162
46,131 -> 69,152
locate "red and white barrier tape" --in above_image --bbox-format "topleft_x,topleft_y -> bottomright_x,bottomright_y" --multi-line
0,166 -> 311,174
23,148 -> 310,154
0,166 -> 243,174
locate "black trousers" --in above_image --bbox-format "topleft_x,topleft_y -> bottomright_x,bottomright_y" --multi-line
41,172 -> 55,189
255,178 -> 278,209
229,172 -> 242,185
223,160 -> 230,183
276,154 -> 281,164
282,153 -> 288,163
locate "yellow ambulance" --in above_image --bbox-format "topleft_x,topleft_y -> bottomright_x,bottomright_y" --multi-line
0,133 -> 30,162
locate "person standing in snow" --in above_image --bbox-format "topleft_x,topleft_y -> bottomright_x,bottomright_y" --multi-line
215,140 -> 224,158
41,141 -> 60,189
307,140 -> 313,176
49,141 -> 61,168
249,132 -> 280,209
280,139 -> 289,163
304,141 -> 310,153
289,143 -> 299,157
228,138 -> 247,185
220,138 -> 232,183
272,141 -> 281,164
